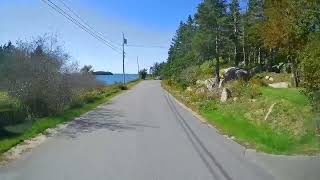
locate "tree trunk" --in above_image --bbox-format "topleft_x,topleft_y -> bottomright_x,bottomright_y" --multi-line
242,26 -> 247,67
215,26 -> 220,84
291,58 -> 299,87
258,47 -> 261,65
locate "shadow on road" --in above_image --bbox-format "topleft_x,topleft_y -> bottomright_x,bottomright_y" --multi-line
61,106 -> 158,139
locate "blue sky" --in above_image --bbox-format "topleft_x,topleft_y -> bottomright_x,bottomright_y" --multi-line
0,0 -> 246,73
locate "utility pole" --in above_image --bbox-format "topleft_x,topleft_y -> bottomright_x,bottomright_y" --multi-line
136,56 -> 140,74
122,33 -> 127,84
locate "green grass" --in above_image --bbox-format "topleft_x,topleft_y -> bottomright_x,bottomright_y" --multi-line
260,87 -> 308,106
162,80 -> 320,155
0,80 -> 141,154
0,92 -> 19,110
202,109 -> 295,153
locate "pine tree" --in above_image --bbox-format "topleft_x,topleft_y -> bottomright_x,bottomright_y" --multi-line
195,0 -> 228,82
243,0 -> 265,66
230,0 -> 241,67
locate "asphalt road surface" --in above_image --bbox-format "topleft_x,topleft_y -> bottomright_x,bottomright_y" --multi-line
0,81 -> 317,180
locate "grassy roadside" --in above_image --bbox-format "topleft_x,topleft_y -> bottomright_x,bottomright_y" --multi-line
0,80 -> 141,154
162,80 -> 320,155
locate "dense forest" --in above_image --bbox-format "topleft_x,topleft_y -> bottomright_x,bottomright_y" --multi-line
153,0 -> 320,96
154,0 -> 320,153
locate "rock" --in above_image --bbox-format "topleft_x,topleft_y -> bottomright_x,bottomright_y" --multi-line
265,76 -> 274,81
233,97 -> 238,102
235,69 -> 249,80
218,78 -> 225,88
223,67 -> 249,82
249,66 -> 264,77
223,67 -> 237,81
271,65 -> 281,73
196,87 -> 206,94
220,88 -> 231,102
204,77 -> 219,92
268,82 -> 289,88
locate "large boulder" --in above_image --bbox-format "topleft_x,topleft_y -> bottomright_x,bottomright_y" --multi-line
204,78 -> 219,91
223,67 -> 249,82
249,66 -> 264,77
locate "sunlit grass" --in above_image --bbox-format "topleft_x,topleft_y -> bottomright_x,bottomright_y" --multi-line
162,80 -> 320,154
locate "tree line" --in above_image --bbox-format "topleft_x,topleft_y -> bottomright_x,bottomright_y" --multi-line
153,0 -> 320,94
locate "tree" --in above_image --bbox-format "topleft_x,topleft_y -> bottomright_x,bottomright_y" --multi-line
166,18 -> 197,79
195,0 -> 228,83
230,0 -> 241,67
262,0 -> 320,86
139,69 -> 148,80
300,34 -> 320,93
245,0 -> 264,66
80,65 -> 94,74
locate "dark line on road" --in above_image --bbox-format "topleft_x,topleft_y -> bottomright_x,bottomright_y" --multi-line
163,92 -> 233,180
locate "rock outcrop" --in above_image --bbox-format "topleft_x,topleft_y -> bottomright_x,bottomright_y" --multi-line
223,67 -> 249,82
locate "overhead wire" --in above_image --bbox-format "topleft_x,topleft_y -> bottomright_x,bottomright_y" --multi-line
41,0 -> 122,54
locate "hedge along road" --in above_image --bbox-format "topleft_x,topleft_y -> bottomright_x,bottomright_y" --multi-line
0,80 -> 319,180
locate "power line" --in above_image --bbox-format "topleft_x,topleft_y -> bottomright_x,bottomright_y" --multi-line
41,0 -> 122,53
57,0 -> 122,48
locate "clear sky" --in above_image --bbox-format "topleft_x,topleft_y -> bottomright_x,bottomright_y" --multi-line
0,0 -> 246,73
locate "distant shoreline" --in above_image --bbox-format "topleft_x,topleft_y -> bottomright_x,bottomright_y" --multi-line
94,73 -> 138,76
92,71 -> 113,75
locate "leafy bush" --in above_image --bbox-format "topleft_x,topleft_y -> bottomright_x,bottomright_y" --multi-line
0,108 -> 28,128
199,60 -> 214,79
250,74 -> 268,87
83,91 -> 101,104
179,65 -> 201,86
116,84 -> 128,90
0,36 -> 103,117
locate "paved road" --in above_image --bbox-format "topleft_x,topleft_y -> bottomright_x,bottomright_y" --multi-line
0,81 -> 318,180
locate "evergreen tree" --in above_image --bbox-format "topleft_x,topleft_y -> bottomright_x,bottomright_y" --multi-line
195,0 -> 228,82
230,0 -> 241,67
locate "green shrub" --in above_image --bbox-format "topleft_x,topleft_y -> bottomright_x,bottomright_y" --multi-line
179,65 -> 201,86
250,75 -> 268,87
0,108 -> 27,127
116,84 -> 128,90
227,81 -> 262,99
199,100 -> 218,111
69,95 -> 85,109
83,91 -> 101,104
199,60 -> 214,79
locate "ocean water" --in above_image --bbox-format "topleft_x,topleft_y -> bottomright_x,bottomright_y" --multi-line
96,74 -> 139,85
